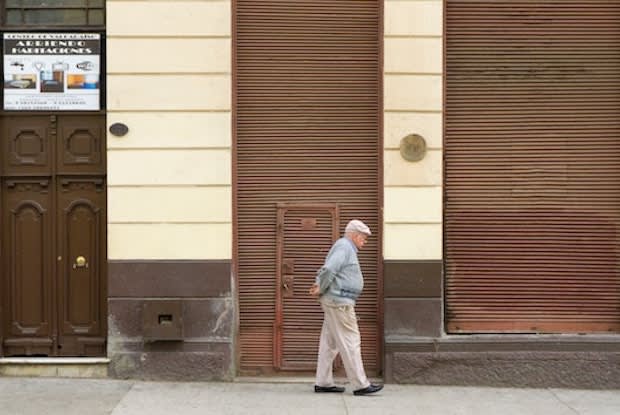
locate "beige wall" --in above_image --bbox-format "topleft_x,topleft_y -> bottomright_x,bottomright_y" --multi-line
106,0 -> 232,260
384,0 -> 443,260
106,0 -> 441,261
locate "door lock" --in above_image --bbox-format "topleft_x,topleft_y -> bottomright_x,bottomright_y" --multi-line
282,274 -> 294,297
73,255 -> 89,269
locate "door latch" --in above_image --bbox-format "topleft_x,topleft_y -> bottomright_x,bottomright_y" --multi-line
73,255 -> 89,269
282,275 -> 294,297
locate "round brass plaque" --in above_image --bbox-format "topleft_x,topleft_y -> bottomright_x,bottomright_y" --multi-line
400,134 -> 427,162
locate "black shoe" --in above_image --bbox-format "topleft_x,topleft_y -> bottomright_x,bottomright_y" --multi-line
314,385 -> 345,393
353,384 -> 384,396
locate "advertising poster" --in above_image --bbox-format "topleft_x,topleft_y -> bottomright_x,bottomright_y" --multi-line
3,33 -> 101,111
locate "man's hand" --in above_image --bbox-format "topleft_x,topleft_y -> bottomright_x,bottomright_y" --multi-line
309,283 -> 320,297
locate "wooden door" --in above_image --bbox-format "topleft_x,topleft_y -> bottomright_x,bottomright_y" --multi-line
1,114 -> 106,356
275,204 -> 339,370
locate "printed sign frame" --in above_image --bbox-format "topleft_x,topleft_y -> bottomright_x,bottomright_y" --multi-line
3,32 -> 101,111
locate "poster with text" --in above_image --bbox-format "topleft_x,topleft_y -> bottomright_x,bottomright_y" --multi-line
3,33 -> 100,111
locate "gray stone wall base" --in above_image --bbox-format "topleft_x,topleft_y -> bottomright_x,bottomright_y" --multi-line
108,349 -> 233,381
107,260 -> 234,382
386,350 -> 620,389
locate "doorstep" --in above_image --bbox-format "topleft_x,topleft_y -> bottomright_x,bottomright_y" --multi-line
0,357 -> 109,378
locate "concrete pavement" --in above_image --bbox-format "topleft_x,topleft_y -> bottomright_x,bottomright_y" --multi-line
0,377 -> 619,415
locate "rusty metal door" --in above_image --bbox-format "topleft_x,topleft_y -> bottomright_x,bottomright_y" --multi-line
1,114 -> 106,356
275,203 -> 339,370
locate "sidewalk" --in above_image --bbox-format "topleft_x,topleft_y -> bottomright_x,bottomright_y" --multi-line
1,377 -> 618,415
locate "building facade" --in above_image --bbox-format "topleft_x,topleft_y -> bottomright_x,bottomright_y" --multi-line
0,1 -> 618,387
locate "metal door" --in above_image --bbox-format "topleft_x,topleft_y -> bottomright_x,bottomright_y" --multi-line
445,1 -> 620,333
275,203 -> 339,370
1,114 -> 106,356
236,0 -> 382,376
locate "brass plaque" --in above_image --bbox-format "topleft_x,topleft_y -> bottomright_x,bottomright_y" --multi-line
400,134 -> 427,162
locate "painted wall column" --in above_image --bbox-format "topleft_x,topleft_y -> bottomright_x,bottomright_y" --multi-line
382,0 -> 444,381
105,0 -> 233,381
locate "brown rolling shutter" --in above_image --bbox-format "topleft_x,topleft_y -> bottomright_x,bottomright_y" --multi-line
235,1 -> 381,373
276,204 -> 339,370
445,1 -> 620,333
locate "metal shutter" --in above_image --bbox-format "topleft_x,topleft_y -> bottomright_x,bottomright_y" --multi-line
445,1 -> 620,333
235,1 -> 381,373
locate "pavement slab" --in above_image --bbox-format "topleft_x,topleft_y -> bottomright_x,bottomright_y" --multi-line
0,378 -> 132,415
549,389 -> 620,415
0,377 -> 618,415
111,382 -> 347,415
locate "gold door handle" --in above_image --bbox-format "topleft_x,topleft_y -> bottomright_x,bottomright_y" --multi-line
73,256 -> 89,269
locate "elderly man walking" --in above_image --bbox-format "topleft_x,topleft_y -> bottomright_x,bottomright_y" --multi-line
309,219 -> 383,396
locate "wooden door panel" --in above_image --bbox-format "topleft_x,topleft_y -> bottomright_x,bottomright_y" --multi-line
56,116 -> 105,175
1,116 -> 51,176
56,178 -> 106,356
275,204 -> 339,370
2,179 -> 54,356
0,114 -> 107,358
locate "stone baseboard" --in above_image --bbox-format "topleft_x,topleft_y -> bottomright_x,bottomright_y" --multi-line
108,346 -> 233,382
385,337 -> 620,389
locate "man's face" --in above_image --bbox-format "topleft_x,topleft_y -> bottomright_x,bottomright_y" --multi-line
352,232 -> 369,249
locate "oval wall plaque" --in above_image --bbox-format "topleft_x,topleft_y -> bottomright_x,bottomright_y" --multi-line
109,122 -> 129,137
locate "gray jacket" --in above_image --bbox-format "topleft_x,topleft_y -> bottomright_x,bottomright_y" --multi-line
315,237 -> 364,305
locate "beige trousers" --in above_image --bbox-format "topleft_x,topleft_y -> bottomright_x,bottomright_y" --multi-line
315,300 -> 370,390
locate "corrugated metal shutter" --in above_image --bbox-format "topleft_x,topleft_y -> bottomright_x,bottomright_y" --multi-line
445,1 -> 620,333
235,1 -> 381,373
